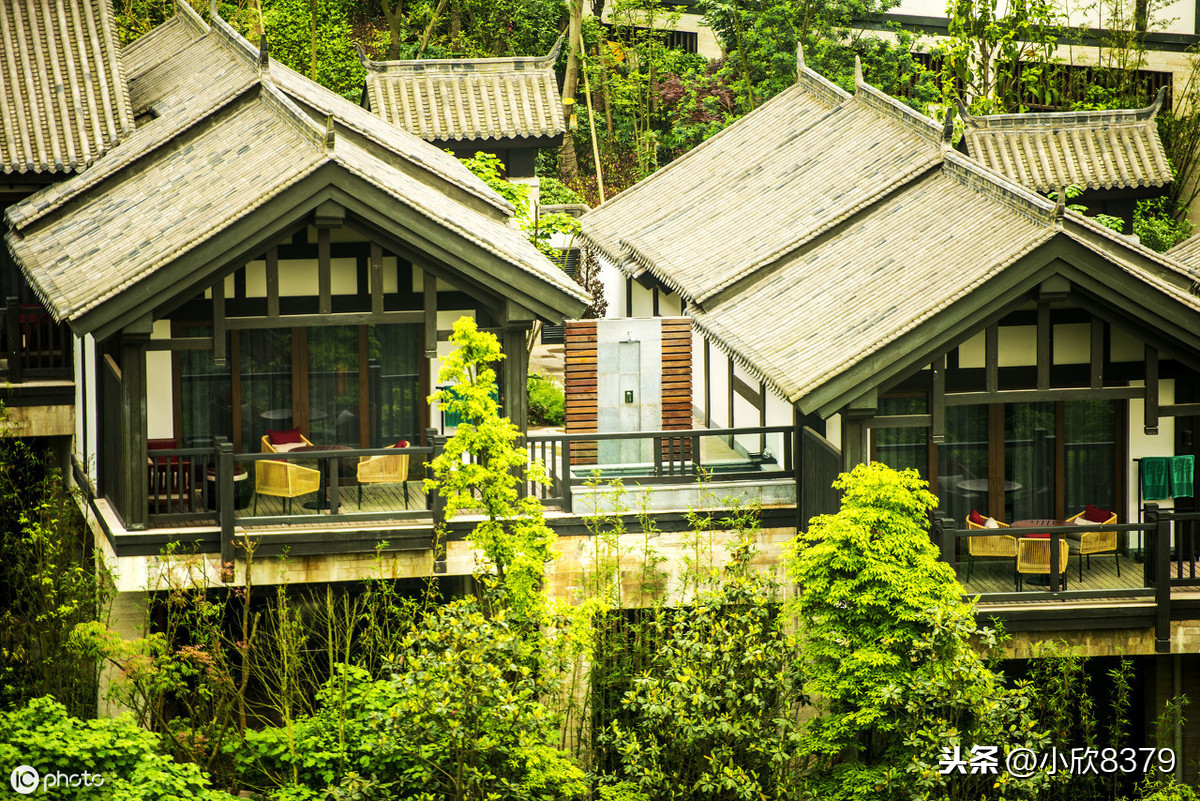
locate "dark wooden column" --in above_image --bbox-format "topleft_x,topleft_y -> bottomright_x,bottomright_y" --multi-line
502,320 -> 532,433
841,390 -> 877,472
120,324 -> 151,529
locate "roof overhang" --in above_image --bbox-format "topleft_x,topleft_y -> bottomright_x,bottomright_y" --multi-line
30,162 -> 585,342
799,234 -> 1200,418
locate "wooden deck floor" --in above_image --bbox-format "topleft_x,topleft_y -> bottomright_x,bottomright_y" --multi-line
959,553 -> 1144,596
237,481 -> 426,519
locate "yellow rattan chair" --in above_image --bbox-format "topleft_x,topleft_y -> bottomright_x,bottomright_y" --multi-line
965,516 -> 1017,581
254,459 -> 320,514
1016,537 -> 1070,591
357,448 -> 411,509
261,432 -> 313,453
1067,509 -> 1119,581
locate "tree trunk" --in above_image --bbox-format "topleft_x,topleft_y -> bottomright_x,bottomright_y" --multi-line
381,0 -> 406,59
558,0 -> 584,184
417,0 -> 450,58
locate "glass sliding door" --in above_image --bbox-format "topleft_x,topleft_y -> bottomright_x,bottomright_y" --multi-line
874,396 -> 929,478
308,326 -> 361,446
178,327 -> 231,448
938,405 -> 990,525
241,329 -> 293,451
1064,400 -> 1117,515
1005,402 -> 1056,522
369,324 -> 421,447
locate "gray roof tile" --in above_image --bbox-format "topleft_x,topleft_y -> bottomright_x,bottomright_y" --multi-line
581,60 -> 1200,408
5,10 -> 586,324
958,91 -> 1173,192
0,0 -> 133,174
360,39 -> 564,142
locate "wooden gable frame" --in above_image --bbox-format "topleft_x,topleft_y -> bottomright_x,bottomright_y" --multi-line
816,234 -> 1200,469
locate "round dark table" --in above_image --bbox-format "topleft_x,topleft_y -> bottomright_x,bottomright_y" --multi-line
290,444 -> 357,510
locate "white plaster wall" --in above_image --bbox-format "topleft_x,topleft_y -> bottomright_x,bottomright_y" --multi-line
74,334 -> 99,486
886,0 -> 1194,37
147,320 -> 174,439
1129,378 -> 1178,514
629,282 -> 656,317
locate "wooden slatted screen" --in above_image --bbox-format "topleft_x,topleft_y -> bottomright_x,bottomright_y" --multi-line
660,317 -> 693,461
565,320 -> 598,465
564,318 -> 693,466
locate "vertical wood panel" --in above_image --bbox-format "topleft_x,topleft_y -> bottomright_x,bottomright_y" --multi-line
358,325 -> 370,447
370,242 -> 384,315
564,319 -> 598,465
318,228 -> 332,315
266,247 -> 279,317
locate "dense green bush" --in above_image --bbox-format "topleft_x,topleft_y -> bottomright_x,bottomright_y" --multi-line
0,697 -> 235,800
527,372 -> 566,427
538,176 -> 587,206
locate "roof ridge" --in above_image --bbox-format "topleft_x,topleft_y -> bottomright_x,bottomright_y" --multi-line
797,62 -> 851,109
267,54 -> 517,218
207,2 -> 330,154
207,0 -> 262,70
585,80 -> 846,212
941,149 -> 1058,227
853,60 -> 942,147
176,0 -> 209,35
957,86 -> 1166,129
357,35 -> 563,73
1065,209 -> 1200,290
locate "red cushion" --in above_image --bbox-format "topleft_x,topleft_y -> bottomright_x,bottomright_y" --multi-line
393,440 -> 410,449
1083,504 -> 1113,523
269,428 -> 304,445
969,509 -> 986,526
1026,532 -> 1051,539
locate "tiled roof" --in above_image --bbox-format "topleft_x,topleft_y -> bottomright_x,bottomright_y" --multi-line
958,90 -> 1173,192
5,8 -> 587,325
359,38 -> 565,143
581,69 -> 943,304
0,0 -> 134,174
580,56 -> 1200,411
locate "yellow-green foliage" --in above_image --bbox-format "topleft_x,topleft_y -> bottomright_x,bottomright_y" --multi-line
426,317 -> 557,621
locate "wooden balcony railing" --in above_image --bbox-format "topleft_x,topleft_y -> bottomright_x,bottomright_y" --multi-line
935,507 -> 1200,653
1,297 -> 73,382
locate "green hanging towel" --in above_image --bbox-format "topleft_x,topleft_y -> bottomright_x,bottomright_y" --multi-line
1142,457 -> 1170,501
1171,455 -> 1195,498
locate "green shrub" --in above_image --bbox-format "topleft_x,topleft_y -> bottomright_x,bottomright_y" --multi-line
527,372 -> 566,427
538,176 -> 587,206
1133,196 -> 1194,252
0,696 -> 235,800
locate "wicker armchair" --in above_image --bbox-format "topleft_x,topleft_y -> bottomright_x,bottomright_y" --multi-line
1067,509 -> 1120,581
1016,537 -> 1070,591
357,448 -> 410,509
965,516 -> 1017,581
261,432 -> 313,453
254,459 -> 320,514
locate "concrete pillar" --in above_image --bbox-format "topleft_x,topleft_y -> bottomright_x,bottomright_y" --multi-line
97,590 -> 149,718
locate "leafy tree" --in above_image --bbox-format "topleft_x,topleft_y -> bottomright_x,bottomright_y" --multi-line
0,410 -> 110,718
377,599 -> 586,800
598,535 -> 807,801
697,0 -> 928,112
427,317 -> 558,620
786,463 -> 1046,800
0,696 -> 237,800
